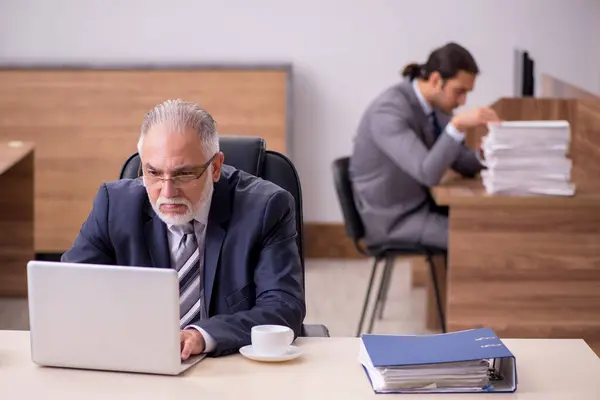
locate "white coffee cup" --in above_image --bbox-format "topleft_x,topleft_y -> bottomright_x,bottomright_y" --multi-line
251,325 -> 294,356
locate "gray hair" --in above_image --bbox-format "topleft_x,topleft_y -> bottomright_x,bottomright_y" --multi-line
137,99 -> 219,158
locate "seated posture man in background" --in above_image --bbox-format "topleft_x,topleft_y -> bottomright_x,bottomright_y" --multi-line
62,100 -> 305,358
349,42 -> 500,249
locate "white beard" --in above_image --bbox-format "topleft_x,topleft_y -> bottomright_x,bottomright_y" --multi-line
148,173 -> 214,226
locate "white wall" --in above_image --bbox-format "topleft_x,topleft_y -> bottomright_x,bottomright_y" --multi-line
1,0 -> 599,222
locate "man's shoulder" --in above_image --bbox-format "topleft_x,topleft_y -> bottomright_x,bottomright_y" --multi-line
222,165 -> 289,196
103,178 -> 146,195
100,178 -> 148,207
367,79 -> 414,113
218,166 -> 295,237
221,165 -> 293,208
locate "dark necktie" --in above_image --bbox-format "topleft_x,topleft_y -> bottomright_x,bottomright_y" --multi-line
430,112 -> 442,139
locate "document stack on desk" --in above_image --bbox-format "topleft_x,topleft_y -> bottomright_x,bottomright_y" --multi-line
358,328 -> 517,394
480,120 -> 575,196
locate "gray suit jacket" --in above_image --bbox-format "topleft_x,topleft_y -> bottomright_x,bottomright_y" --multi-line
349,78 -> 482,248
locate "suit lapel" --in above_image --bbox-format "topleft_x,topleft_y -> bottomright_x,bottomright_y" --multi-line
203,178 -> 231,315
400,79 -> 437,148
144,204 -> 171,269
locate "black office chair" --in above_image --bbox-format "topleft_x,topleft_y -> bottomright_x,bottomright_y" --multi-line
120,135 -> 329,338
332,157 -> 446,336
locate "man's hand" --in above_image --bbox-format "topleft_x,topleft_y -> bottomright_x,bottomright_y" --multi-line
451,107 -> 501,132
180,328 -> 206,360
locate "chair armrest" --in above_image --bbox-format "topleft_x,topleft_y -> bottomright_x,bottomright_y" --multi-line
300,323 -> 330,337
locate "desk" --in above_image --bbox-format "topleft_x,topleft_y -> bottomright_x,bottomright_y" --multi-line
0,332 -> 599,399
432,177 -> 600,356
0,141 -> 34,297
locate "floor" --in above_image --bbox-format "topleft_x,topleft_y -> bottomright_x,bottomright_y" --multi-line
304,258 -> 430,336
0,259 -> 429,336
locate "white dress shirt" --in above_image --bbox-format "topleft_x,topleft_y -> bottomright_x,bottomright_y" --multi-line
165,189 -> 217,353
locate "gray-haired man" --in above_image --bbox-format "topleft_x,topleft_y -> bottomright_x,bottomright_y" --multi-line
62,99 -> 306,358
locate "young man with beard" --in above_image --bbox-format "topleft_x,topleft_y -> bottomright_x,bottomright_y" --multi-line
62,100 -> 305,358
349,42 -> 501,250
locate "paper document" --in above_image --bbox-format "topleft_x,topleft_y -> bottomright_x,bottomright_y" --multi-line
481,120 -> 575,196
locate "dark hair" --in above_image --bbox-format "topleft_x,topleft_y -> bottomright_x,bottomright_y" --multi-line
402,42 -> 479,81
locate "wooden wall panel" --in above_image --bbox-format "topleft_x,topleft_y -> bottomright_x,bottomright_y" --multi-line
572,101 -> 600,184
541,74 -> 600,100
0,142 -> 34,296
304,223 -> 363,259
0,67 -> 290,252
446,205 -> 600,353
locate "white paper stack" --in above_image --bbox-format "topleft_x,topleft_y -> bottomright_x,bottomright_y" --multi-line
481,120 -> 576,196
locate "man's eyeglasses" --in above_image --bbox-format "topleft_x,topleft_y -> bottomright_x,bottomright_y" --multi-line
138,153 -> 218,188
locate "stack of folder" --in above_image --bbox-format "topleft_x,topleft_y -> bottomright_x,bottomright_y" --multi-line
359,328 -> 517,394
480,120 -> 575,196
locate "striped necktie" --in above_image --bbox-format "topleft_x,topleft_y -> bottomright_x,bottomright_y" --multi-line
175,221 -> 206,328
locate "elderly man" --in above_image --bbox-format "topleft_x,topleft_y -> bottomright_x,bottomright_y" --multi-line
62,100 -> 305,358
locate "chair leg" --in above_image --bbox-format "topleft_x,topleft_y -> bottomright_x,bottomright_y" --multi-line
427,253 -> 446,333
376,255 -> 395,320
356,257 -> 381,337
368,255 -> 394,333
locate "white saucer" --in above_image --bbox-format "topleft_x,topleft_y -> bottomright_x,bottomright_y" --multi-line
239,345 -> 303,362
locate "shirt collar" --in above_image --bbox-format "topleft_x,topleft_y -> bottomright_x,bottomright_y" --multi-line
412,78 -> 433,115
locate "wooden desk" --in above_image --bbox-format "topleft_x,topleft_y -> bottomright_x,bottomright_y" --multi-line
0,332 -> 599,399
432,177 -> 600,356
0,141 -> 34,297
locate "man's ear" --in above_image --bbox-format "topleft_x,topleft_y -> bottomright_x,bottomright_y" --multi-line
430,71 -> 444,90
212,152 -> 225,182
139,161 -> 147,187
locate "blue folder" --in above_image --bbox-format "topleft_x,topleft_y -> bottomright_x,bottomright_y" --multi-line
360,328 -> 517,394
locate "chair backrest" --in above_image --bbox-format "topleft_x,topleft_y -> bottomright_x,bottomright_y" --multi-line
119,152 -> 142,179
119,136 -> 266,179
332,157 -> 365,242
218,136 -> 266,176
118,136 -> 305,273
261,150 -> 305,271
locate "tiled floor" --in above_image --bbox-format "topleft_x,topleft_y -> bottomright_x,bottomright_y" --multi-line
0,259 -> 429,336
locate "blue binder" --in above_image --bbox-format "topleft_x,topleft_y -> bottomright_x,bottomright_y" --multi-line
360,328 -> 517,394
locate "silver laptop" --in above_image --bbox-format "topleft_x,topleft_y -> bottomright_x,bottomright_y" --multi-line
27,260 -> 205,375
